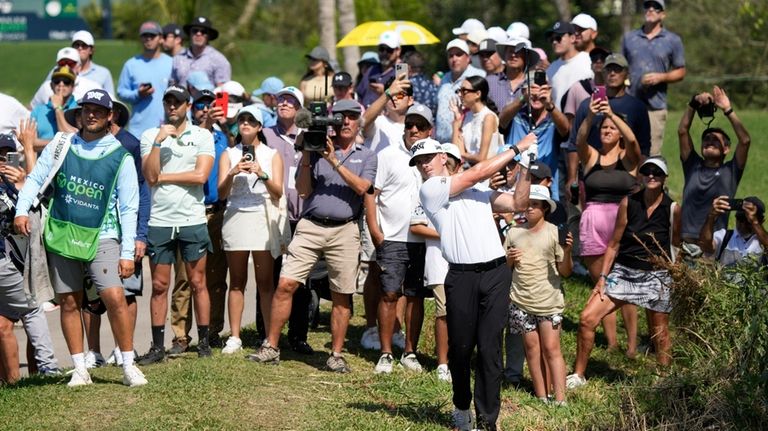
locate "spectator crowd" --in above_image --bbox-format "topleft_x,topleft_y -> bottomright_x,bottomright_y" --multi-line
1,2 -> 766,430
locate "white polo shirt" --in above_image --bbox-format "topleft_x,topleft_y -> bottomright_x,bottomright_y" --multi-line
411,201 -> 448,285
419,175 -> 505,264
374,142 -> 423,243
140,123 -> 215,227
713,228 -> 764,267
365,115 -> 405,154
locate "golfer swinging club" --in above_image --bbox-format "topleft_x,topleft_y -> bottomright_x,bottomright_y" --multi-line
409,133 -> 537,430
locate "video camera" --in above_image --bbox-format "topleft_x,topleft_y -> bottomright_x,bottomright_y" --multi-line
301,101 -> 344,152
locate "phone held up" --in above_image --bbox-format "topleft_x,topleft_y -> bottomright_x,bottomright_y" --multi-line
592,85 -> 607,102
214,92 -> 229,118
534,70 -> 547,86
728,198 -> 744,211
5,152 -> 20,169
395,63 -> 409,78
242,144 -> 255,163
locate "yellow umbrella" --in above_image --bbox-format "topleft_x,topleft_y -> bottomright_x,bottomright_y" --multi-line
337,21 -> 440,47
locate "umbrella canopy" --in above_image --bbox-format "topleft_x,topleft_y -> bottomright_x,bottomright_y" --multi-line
337,21 -> 440,47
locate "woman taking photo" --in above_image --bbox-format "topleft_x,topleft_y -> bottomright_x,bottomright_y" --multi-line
575,98 -> 641,356
568,157 -> 679,388
218,105 -> 286,354
299,46 -> 334,104
451,76 -> 502,165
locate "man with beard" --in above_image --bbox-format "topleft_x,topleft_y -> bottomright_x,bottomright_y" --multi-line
161,24 -> 184,57
138,86 -> 215,365
117,21 -> 173,138
571,13 -> 599,54
357,31 -> 403,108
250,99 -> 377,373
171,16 -> 231,87
15,89 -> 145,387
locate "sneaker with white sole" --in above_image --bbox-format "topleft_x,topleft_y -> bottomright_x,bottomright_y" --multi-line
67,368 -> 92,387
374,353 -> 394,374
437,364 -> 452,383
399,352 -> 423,372
106,347 -> 123,366
565,373 -> 587,389
247,342 -> 280,364
360,326 -> 381,350
326,354 -> 351,373
222,336 -> 243,355
84,351 -> 105,369
122,364 -> 148,387
392,330 -> 406,350
451,407 -> 473,431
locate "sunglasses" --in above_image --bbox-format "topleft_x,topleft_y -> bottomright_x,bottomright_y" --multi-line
644,2 -> 663,12
405,120 -> 430,131
193,101 -> 212,110
52,78 -> 74,86
72,41 -> 90,50
550,34 -> 565,43
141,33 -> 159,39
455,88 -> 477,96
58,60 -> 77,68
378,46 -> 395,54
639,167 -> 666,177
276,95 -> 299,107
604,64 -> 625,74
238,115 -> 260,124
190,27 -> 208,35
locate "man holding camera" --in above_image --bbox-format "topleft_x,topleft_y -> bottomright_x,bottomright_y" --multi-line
15,89 -> 145,387
700,196 -> 766,267
678,86 -> 750,254
250,99 -> 377,373
138,86 -> 215,365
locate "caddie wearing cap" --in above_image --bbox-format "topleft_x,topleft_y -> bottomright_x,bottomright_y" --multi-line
411,132 -> 537,430
14,89 -> 146,388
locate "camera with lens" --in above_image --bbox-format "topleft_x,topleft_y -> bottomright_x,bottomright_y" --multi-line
689,94 -> 716,121
301,101 -> 344,152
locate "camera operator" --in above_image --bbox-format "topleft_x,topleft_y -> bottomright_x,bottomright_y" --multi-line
0,131 -> 60,383
250,99 -> 377,373
699,196 -> 766,267
678,86 -> 750,257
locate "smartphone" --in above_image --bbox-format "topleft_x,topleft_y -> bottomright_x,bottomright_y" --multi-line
242,144 -> 255,163
214,92 -> 229,119
142,82 -> 152,89
558,224 -> 568,246
498,166 -> 508,180
593,85 -> 607,102
395,63 -> 409,78
534,70 -> 547,86
728,198 -> 744,211
6,152 -> 20,169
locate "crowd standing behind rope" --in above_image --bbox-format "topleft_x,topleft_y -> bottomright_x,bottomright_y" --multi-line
0,2 -> 766,430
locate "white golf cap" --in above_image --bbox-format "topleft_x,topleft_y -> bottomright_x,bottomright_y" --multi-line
217,80 -> 246,97
274,86 -> 305,108
72,30 -> 95,46
441,143 -> 462,162
571,13 -> 598,31
446,38 -> 470,55
409,138 -> 444,166
486,26 -> 509,43
56,47 -> 80,65
640,157 -> 669,175
506,22 -> 530,40
452,18 -> 485,36
466,29 -> 489,45
378,31 -> 401,49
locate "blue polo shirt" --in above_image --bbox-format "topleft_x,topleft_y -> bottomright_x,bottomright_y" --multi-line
622,27 -> 685,111
30,97 -> 78,140
117,53 -> 173,138
204,129 -> 229,205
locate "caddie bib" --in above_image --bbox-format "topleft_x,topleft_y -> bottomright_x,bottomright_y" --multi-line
44,142 -> 129,261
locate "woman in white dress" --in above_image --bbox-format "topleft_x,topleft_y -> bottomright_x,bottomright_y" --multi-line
217,105 -> 286,354
450,75 -> 502,165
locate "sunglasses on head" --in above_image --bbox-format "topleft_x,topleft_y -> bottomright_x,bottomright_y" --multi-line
52,78 -> 73,86
639,167 -> 666,177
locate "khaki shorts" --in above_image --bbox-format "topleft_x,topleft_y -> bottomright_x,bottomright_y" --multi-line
648,109 -> 668,156
429,284 -> 447,318
281,218 -> 360,294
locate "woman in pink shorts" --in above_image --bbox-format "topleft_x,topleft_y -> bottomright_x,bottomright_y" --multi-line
575,98 -> 640,353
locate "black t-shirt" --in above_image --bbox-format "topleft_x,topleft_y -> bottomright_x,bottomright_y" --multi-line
681,152 -> 743,239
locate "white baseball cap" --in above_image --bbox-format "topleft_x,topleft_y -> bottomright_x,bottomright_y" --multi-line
441,143 -> 462,162
72,30 -> 95,46
466,29 -> 489,46
56,47 -> 80,65
506,22 -> 530,40
235,104 -> 264,125
486,26 -> 509,43
452,18 -> 485,36
378,31 -> 401,49
446,39 -> 470,55
571,13 -> 598,31
217,80 -> 247,98
409,138 -> 444,166
275,86 -> 305,108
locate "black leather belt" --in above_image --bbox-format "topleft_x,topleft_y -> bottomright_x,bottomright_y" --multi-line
304,214 -> 357,227
449,256 -> 507,272
205,200 -> 227,214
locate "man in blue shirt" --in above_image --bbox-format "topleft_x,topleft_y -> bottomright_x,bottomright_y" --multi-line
622,0 -> 685,156
117,21 -> 173,139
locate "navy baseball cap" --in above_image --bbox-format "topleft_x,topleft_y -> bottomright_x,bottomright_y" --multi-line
78,89 -> 113,110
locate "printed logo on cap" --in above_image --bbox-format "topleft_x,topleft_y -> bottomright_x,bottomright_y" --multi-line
198,17 -> 206,23
86,91 -> 105,101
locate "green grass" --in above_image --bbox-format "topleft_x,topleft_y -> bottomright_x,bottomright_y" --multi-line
0,276 -> 666,430
0,40 -> 307,104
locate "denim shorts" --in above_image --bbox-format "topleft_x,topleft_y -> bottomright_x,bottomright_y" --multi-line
377,240 -> 429,297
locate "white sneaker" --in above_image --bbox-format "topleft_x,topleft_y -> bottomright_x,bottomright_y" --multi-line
122,364 -> 148,387
67,368 -> 92,387
451,407 -> 473,431
392,330 -> 406,350
222,336 -> 243,355
437,364 -> 452,383
566,373 -> 587,389
374,353 -> 394,374
399,352 -> 423,372
84,351 -> 105,369
360,326 -> 381,350
106,347 -> 123,366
